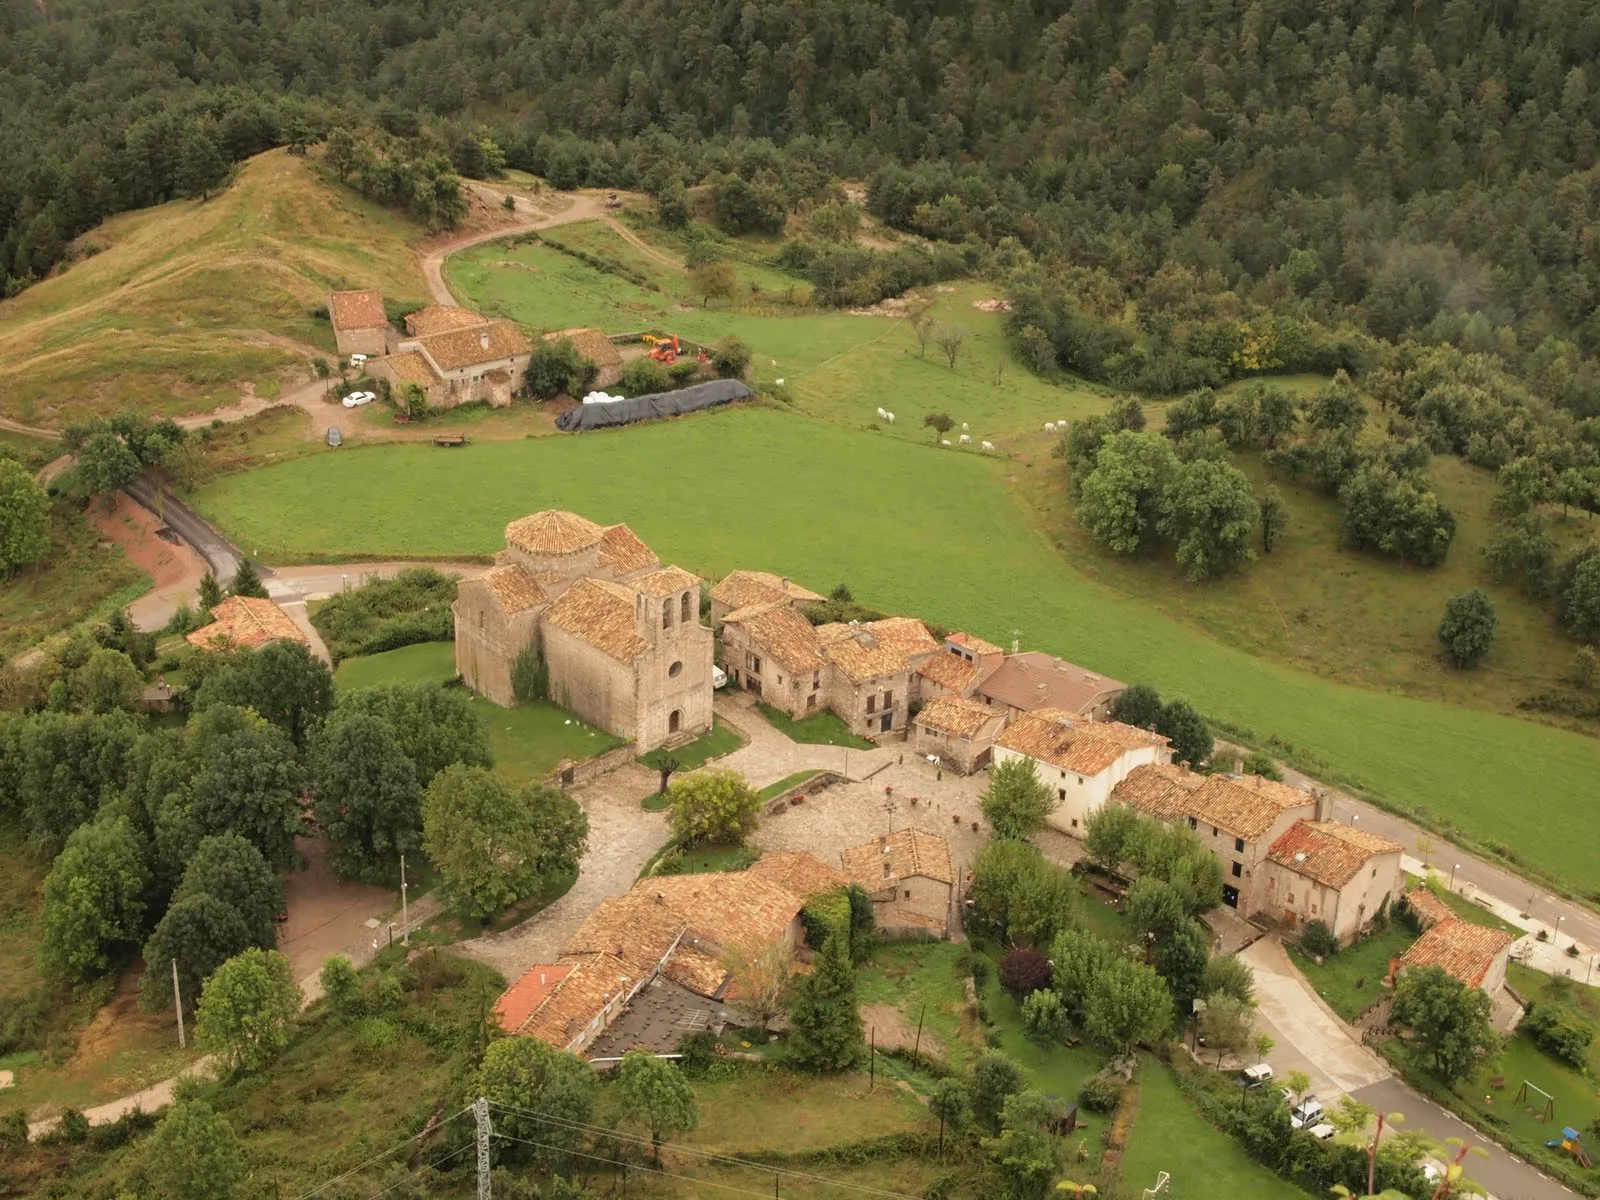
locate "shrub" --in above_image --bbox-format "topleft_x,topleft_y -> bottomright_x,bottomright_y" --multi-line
1021,988 -> 1066,1043
0,1110 -> 27,1148
43,1108 -> 89,1145
712,337 -> 752,379
1300,919 -> 1339,958
309,568 -> 457,664
998,948 -> 1052,1000
1522,1003 -> 1593,1068
1077,1072 -> 1121,1115
620,357 -> 672,396
1438,589 -> 1496,668
676,1030 -> 718,1075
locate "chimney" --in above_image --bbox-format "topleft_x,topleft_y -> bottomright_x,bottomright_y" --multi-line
1314,789 -> 1331,822
1235,757 -> 1244,774
1252,776 -> 1262,791
1179,760 -> 1190,774
479,330 -> 491,351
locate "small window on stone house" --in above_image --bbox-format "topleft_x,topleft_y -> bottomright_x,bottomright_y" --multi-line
866,695 -> 876,714
1235,837 -> 1245,852
1231,862 -> 1242,878
904,889 -> 911,899
662,601 -> 673,629
884,689 -> 893,708
1188,816 -> 1197,830
681,592 -> 692,623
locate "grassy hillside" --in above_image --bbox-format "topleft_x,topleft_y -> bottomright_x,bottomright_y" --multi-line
0,150 -> 430,427
190,405 -> 1600,894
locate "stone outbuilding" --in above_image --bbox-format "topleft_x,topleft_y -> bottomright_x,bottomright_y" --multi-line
1262,821 -> 1404,945
328,290 -> 389,357
546,327 -> 625,388
841,828 -> 955,937
975,652 -> 1125,722
186,596 -> 309,653
1391,918 -> 1515,999
917,632 -> 1007,701
993,710 -> 1170,836
911,695 -> 1007,774
721,601 -> 826,717
709,570 -> 825,628
816,617 -> 939,738
453,510 -> 712,753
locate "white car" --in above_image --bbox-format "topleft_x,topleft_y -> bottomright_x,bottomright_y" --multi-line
1289,1098 -> 1324,1129
1239,1063 -> 1274,1088
341,390 -> 376,408
1306,1122 -> 1336,1141
712,665 -> 728,689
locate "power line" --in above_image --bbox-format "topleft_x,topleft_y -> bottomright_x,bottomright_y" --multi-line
485,1100 -> 927,1200
491,1132 -> 805,1200
293,1106 -> 473,1200
359,1143 -> 473,1200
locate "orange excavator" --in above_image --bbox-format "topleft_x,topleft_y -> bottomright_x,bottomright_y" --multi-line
642,333 -> 680,364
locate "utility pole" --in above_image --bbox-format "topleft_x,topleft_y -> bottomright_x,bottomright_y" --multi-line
474,1097 -> 492,1200
172,959 -> 186,1048
400,853 -> 410,945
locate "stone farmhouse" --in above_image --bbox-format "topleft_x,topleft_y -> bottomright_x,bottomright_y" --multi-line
841,827 -> 955,937
1391,908 -> 1516,1005
708,570 -> 825,626
1111,763 -> 1404,938
328,289 -> 389,357
546,327 -> 624,388
493,853 -> 848,1056
187,596 -> 309,652
914,632 -> 1127,723
911,695 -> 1008,773
992,709 -> 1171,834
453,510 -> 712,753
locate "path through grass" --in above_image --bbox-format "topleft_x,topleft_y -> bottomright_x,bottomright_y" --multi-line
191,406 -> 1600,893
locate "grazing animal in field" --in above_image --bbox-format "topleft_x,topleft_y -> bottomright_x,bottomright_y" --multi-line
962,422 -> 969,431
885,412 -> 895,423
981,440 -> 995,451
877,406 -> 887,419
958,434 -> 971,444
941,439 -> 952,446
1044,421 -> 1056,433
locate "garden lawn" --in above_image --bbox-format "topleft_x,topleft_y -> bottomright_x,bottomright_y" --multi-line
757,701 -> 875,749
758,770 -> 821,801
476,696 -> 625,785
637,715 -> 744,772
1120,1062 -> 1312,1200
1286,925 -> 1416,1022
683,1067 -> 931,1155
332,641 -> 457,691
190,407 -> 1600,896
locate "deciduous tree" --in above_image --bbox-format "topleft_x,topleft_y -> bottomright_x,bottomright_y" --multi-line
1391,965 -> 1498,1084
193,641 -> 335,746
968,1050 -> 1025,1135
471,1035 -> 597,1170
1155,698 -> 1211,768
1084,957 -> 1172,1055
615,1049 -> 699,1159
0,459 -> 50,575
1159,458 -> 1259,580
338,683 -> 492,788
172,833 -> 284,947
39,816 -> 150,980
1077,431 -> 1179,554
1437,590 -> 1496,668
980,755 -> 1054,841
195,947 -> 303,1074
666,767 -> 761,846
140,893 -> 254,1014
145,1101 -> 247,1200
312,708 -> 424,881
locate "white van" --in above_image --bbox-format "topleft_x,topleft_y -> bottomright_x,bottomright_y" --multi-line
1239,1063 -> 1274,1088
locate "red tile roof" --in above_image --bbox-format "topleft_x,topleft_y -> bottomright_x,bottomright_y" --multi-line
711,570 -> 825,611
841,827 -> 954,887
186,596 -> 308,651
493,962 -> 574,1033
743,851 -> 851,901
1112,762 -> 1209,820
948,631 -> 1005,656
1395,918 -> 1515,990
598,523 -> 658,575
329,289 -> 387,330
505,510 -> 604,556
544,578 -> 647,663
723,602 -> 824,676
816,617 -> 938,683
917,695 -> 1002,739
478,564 -> 546,613
1403,886 -> 1455,929
976,652 -> 1124,715
918,649 -> 988,696
997,710 -> 1163,775
1267,821 -> 1402,888
1185,774 -> 1316,843
406,305 -> 488,337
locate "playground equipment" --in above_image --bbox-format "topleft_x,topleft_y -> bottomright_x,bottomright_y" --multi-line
1513,1079 -> 1556,1123
641,334 -> 681,364
1141,1172 -> 1171,1197
1546,1127 -> 1594,1168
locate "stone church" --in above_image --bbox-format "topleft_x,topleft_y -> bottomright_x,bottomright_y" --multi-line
453,510 -> 713,753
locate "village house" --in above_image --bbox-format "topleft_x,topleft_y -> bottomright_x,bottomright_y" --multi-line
546,327 -> 625,388
1113,764 -> 1322,913
494,854 -> 846,1056
841,828 -> 955,937
817,617 -> 940,738
389,304 -> 533,409
1391,917 -> 1516,1002
993,710 -> 1171,835
1402,885 -> 1455,929
917,632 -> 1007,701
328,289 -> 389,357
1262,821 -> 1404,944
720,602 -> 826,716
186,595 -> 309,653
709,570 -> 825,628
975,652 -> 1126,722
911,695 -> 1008,774
452,510 -> 712,753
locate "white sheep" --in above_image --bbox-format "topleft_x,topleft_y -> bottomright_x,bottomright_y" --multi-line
1044,421 -> 1056,433
941,439 -> 952,446
775,378 -> 785,386
958,434 -> 971,444
962,422 -> 969,431
885,412 -> 895,424
981,440 -> 995,451
876,406 -> 887,419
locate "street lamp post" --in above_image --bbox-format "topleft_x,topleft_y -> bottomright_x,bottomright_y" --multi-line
1449,862 -> 1460,890
1556,915 -> 1565,947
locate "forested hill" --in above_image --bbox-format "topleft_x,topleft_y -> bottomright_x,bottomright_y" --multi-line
9,0 -> 1600,405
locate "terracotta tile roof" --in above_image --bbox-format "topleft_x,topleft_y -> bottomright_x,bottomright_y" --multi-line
544,578 -> 647,663
506,510 -> 604,556
948,631 -> 1005,657
329,289 -> 387,330
478,564 -> 546,613
415,321 -> 531,371
723,602 -> 824,675
1268,821 -> 1402,889
1112,762 -> 1208,821
1404,886 -> 1455,929
186,596 -> 309,651
711,570 -> 825,611
918,649 -> 988,696
916,695 -> 1001,739
744,852 -> 851,901
1395,918 -> 1514,990
384,351 -> 438,387
976,652 -> 1125,715
660,943 -> 728,996
998,710 -> 1163,775
1186,774 -> 1316,843
548,327 -> 623,367
817,617 -> 938,683
406,305 -> 488,337
494,962 -> 574,1033
634,565 -> 700,598
646,871 -> 806,954
842,827 -> 954,888
598,523 -> 658,575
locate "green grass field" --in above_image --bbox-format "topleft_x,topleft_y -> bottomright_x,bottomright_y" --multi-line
332,641 -> 457,690
1287,925 -> 1417,1022
756,701 -> 876,749
637,715 -> 745,773
758,770 -> 822,801
0,516 -> 150,658
191,405 -> 1600,894
1120,1062 -> 1310,1200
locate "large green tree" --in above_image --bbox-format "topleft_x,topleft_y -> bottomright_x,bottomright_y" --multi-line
980,756 -> 1054,842
1076,431 -> 1179,554
1083,957 -> 1173,1055
194,947 -> 303,1074
615,1049 -> 699,1159
145,1100 -> 247,1200
1391,965 -> 1498,1085
192,641 -> 334,747
0,458 -> 50,575
179,704 -> 304,870
38,816 -> 150,980
981,1090 -> 1062,1200
339,683 -> 492,788
785,934 -> 861,1072
967,1049 -> 1025,1135
171,832 -> 284,947
1159,457 -> 1259,580
1438,590 -> 1497,669
666,767 -> 761,846
470,1036 -> 597,1171
422,765 -> 587,921
311,708 -> 424,882
140,893 -> 255,1014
